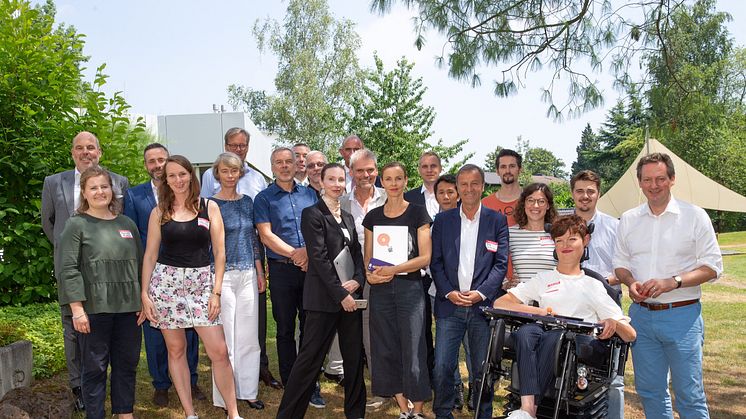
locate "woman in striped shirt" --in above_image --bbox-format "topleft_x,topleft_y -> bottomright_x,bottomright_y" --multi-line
507,183 -> 559,287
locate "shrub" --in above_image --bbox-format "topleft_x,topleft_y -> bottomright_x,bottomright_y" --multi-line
0,303 -> 65,378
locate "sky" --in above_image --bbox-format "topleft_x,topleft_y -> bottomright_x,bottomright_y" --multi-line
49,0 -> 746,171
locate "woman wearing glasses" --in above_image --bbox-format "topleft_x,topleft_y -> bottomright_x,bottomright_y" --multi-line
507,183 -> 559,287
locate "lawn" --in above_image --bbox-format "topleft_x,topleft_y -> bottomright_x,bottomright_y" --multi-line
49,236 -> 746,418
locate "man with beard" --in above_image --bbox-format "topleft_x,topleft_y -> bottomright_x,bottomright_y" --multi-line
42,131 -> 130,411
293,143 -> 311,186
123,143 -> 205,406
305,151 -> 327,197
570,169 -> 624,419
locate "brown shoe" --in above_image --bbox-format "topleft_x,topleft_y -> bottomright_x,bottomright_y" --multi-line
260,367 -> 284,389
153,388 -> 169,407
191,384 -> 207,401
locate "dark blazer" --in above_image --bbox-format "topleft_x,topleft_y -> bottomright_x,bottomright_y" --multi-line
404,187 -> 426,206
123,181 -> 157,247
430,206 -> 510,319
301,199 -> 365,313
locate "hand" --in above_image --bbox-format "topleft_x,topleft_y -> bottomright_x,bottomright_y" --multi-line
627,281 -> 646,303
72,312 -> 90,334
597,318 -> 618,340
375,265 -> 398,277
461,290 -> 484,305
640,278 -> 677,300
257,269 -> 267,293
341,295 -> 357,312
367,268 -> 393,284
607,274 -> 620,286
141,295 -> 158,324
208,293 -> 221,321
290,247 -> 308,267
447,291 -> 472,306
136,311 -> 147,326
342,280 -> 360,293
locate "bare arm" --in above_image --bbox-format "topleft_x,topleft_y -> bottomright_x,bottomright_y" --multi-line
140,208 -> 162,322
493,292 -> 548,316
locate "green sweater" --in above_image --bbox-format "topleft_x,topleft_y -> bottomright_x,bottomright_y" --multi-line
58,213 -> 143,315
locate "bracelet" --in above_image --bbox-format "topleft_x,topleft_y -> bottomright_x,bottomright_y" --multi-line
72,313 -> 87,320
213,292 -> 221,297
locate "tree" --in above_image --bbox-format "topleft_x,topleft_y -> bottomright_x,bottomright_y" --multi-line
483,145 -> 504,172
524,148 -> 568,179
227,86 -> 270,131
240,0 -> 362,155
345,54 -> 471,188
0,0 -> 147,305
371,0 -> 694,120
571,124 -> 600,175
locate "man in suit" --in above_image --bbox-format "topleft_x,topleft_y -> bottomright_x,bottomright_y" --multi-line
41,131 -> 130,411
404,151 -> 442,386
122,143 -> 205,407
430,164 -> 510,419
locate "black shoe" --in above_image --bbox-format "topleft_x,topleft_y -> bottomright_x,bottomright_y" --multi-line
247,399 -> 265,410
260,367 -> 284,389
323,372 -> 344,385
153,388 -> 169,407
72,386 -> 85,411
191,384 -> 207,401
466,384 -> 474,411
453,382 -> 464,410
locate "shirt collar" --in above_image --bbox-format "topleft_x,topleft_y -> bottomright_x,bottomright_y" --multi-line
348,185 -> 381,201
270,180 -> 300,194
459,204 -> 482,222
642,195 -> 681,217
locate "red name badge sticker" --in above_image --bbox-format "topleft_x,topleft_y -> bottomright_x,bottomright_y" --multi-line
198,218 -> 210,230
539,235 -> 554,246
119,230 -> 133,239
546,280 -> 560,293
485,240 -> 498,253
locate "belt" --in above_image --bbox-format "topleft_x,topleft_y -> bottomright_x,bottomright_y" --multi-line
638,299 -> 699,311
268,257 -> 294,264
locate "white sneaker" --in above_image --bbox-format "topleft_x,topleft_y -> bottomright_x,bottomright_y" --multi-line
506,409 -> 535,419
186,416 -> 199,419
366,396 -> 387,409
397,412 -> 409,419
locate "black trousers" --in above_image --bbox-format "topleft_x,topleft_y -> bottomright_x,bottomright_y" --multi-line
258,289 -> 269,368
268,260 -> 306,384
422,274 -> 435,380
77,312 -> 141,419
277,309 -> 366,419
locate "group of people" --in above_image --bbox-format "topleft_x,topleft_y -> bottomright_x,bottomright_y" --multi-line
41,128 -> 722,419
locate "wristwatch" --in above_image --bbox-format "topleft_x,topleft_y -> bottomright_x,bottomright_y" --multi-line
673,275 -> 683,289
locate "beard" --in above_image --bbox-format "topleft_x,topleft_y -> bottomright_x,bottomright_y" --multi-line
501,174 -> 515,185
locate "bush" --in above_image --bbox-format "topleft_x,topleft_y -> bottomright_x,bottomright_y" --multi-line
0,303 -> 65,378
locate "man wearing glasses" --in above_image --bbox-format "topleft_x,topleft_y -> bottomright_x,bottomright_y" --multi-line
200,127 -> 267,200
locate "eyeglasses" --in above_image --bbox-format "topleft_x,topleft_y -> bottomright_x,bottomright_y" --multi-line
226,143 -> 248,151
526,198 -> 548,207
307,162 -> 326,168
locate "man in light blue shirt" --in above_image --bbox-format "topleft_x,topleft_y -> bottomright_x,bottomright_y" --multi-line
200,127 -> 267,200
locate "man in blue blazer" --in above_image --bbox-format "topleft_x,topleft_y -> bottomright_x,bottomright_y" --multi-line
122,143 -> 204,407
430,164 -> 509,419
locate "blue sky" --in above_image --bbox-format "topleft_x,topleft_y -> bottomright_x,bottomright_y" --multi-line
51,1 -> 745,170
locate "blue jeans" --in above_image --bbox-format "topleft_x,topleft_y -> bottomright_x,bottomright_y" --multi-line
432,306 -> 492,419
630,302 -> 709,418
142,320 -> 199,390
608,374 -> 624,419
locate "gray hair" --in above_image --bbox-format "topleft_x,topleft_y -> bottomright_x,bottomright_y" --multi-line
350,148 -> 377,169
306,150 -> 327,163
270,147 -> 295,164
212,152 -> 245,181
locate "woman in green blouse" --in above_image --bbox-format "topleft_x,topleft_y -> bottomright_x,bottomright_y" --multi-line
58,166 -> 142,419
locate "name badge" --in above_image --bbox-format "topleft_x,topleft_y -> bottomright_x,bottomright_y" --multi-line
198,218 -> 210,229
119,230 -> 133,239
539,235 -> 554,246
485,240 -> 498,253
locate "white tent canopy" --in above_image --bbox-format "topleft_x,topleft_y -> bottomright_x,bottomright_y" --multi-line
597,139 -> 746,218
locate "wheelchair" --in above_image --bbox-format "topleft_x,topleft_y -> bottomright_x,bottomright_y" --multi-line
472,269 -> 629,419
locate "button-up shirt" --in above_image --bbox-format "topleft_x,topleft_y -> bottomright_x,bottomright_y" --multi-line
151,180 -> 159,204
457,205 -> 481,293
582,210 -> 618,283
73,168 -> 81,210
613,197 -> 723,304
420,185 -> 439,220
200,162 -> 267,200
344,186 -> 387,250
254,181 -> 318,260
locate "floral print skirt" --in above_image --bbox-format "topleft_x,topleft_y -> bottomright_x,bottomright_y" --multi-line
148,263 -> 222,329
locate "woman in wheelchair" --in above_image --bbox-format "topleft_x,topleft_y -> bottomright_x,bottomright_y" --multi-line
493,215 -> 635,419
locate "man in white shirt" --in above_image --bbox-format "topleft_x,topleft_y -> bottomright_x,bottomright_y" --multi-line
614,152 -> 722,419
570,169 -> 623,419
339,148 -> 388,408
200,127 -> 267,200
292,143 -> 311,186
339,135 -> 364,192
404,151 -> 442,220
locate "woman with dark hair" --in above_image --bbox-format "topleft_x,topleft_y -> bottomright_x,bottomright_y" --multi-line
277,163 -> 367,419
58,166 -> 142,419
507,183 -> 559,288
494,215 -> 636,419
363,162 -> 432,419
140,155 -> 243,419
210,152 -> 265,411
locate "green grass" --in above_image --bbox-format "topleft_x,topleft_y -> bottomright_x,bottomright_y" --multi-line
42,233 -> 746,417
